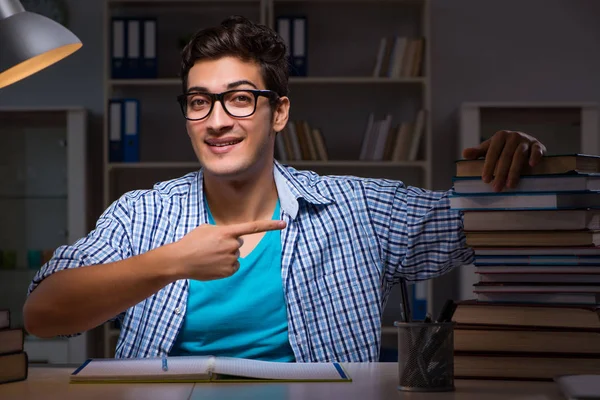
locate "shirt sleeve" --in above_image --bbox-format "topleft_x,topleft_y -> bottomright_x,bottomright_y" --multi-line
26,196 -> 134,334
365,181 -> 474,282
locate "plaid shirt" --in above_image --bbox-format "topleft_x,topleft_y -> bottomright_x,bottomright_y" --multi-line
28,161 -> 473,362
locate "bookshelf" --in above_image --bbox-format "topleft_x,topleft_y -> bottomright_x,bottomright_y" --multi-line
457,101 -> 600,301
102,0 -> 432,357
0,107 -> 89,364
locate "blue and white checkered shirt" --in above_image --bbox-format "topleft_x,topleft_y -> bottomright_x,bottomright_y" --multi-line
28,161 -> 473,362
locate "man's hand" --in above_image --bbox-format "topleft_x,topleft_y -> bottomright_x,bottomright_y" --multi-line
461,130 -> 547,192
171,220 -> 286,281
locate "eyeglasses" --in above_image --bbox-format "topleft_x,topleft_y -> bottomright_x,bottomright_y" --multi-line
176,89 -> 280,121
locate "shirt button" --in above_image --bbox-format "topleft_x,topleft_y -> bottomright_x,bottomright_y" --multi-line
174,308 -> 181,315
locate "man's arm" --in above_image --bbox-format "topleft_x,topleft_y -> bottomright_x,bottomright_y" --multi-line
365,182 -> 473,282
22,195 -> 172,338
23,243 -> 180,338
23,193 -> 286,338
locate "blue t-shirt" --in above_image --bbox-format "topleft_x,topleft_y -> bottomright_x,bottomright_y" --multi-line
169,199 -> 295,362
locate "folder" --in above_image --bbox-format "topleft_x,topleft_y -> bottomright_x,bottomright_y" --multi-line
122,99 -> 140,162
276,17 -> 292,74
108,99 -> 123,162
141,18 -> 157,78
126,19 -> 141,78
111,18 -> 127,79
291,16 -> 307,76
411,281 -> 427,321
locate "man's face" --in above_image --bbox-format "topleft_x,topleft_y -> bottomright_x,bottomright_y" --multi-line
184,56 -> 289,180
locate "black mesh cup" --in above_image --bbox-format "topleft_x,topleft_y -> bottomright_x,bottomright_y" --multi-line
394,321 -> 455,392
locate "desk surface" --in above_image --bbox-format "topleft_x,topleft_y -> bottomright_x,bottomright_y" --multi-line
0,363 -> 564,400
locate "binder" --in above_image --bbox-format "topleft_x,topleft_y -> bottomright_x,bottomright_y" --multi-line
291,16 -> 307,76
111,18 -> 127,79
108,99 -> 123,162
411,281 -> 427,321
276,17 -> 292,74
122,99 -> 140,162
126,19 -> 141,78
141,18 -> 157,78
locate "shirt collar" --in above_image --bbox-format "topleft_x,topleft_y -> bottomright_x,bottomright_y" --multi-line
194,161 -> 335,221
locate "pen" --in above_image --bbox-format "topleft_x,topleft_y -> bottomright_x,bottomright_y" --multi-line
400,279 -> 412,322
436,299 -> 457,323
162,353 -> 168,372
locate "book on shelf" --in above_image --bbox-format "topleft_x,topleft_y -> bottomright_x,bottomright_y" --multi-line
359,109 -> 425,162
0,328 -> 24,356
0,309 -> 8,330
475,292 -> 599,306
0,309 -> 28,385
476,270 -> 600,284
449,191 -> 600,210
453,173 -> 600,194
454,353 -> 600,381
372,36 -> 423,78
276,120 -> 328,162
474,246 -> 600,257
464,230 -> 600,247
452,300 -> 600,329
454,325 -> 600,354
455,154 -> 600,177
70,356 -> 352,384
462,209 -> 600,231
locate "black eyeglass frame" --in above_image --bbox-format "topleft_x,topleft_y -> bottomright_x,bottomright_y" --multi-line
176,89 -> 280,121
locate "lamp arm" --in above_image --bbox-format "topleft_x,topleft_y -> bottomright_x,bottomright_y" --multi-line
0,0 -> 25,20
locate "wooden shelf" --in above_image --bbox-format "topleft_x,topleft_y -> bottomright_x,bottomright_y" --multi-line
285,160 -> 428,168
108,161 -> 427,169
109,77 -> 425,86
274,0 -> 424,3
109,78 -> 180,86
109,0 -> 258,4
290,77 -> 425,84
109,162 -> 201,170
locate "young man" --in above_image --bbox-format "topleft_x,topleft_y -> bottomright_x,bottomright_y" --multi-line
23,16 -> 546,362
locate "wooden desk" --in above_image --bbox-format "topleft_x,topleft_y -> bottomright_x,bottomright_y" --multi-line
0,363 -> 564,400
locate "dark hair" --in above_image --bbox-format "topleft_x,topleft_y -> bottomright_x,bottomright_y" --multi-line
180,16 -> 289,100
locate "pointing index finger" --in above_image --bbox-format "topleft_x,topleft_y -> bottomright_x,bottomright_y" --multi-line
226,220 -> 286,237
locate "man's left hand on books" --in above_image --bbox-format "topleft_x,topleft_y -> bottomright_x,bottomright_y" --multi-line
462,130 -> 547,192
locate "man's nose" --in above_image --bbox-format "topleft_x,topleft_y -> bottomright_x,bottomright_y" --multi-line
206,100 -> 234,131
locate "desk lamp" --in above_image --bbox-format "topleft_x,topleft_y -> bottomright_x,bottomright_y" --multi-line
0,0 -> 82,89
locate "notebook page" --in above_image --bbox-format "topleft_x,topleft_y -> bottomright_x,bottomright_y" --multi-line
214,357 -> 348,381
72,356 -> 211,381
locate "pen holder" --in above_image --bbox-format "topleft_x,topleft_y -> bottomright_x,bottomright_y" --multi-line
394,321 -> 455,392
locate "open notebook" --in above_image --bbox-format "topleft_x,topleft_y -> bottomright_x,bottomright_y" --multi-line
70,356 -> 352,383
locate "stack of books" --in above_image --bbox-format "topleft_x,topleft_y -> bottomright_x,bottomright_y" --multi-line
0,309 -> 28,384
449,154 -> 600,380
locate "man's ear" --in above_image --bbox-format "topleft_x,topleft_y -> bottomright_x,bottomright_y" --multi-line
272,96 -> 290,133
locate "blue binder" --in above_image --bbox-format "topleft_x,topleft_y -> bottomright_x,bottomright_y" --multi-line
141,18 -> 157,78
276,16 -> 293,75
108,99 -> 123,162
126,19 -> 142,78
122,99 -> 140,162
291,16 -> 307,76
111,18 -> 127,79
411,281 -> 428,321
